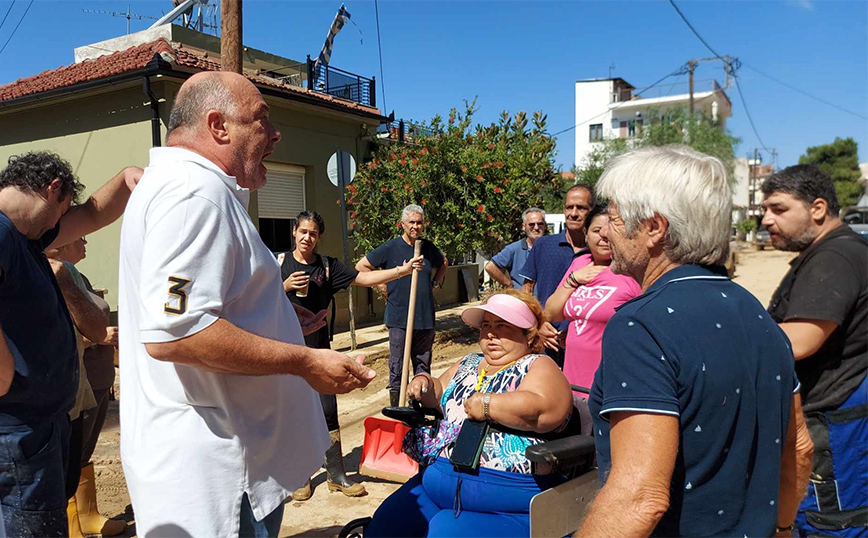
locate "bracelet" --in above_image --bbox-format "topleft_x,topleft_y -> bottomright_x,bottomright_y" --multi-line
776,525 -> 794,532
566,272 -> 580,288
482,393 -> 492,421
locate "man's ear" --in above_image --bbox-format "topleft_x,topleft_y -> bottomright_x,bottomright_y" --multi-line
206,110 -> 230,144
809,198 -> 829,223
645,214 -> 669,249
43,178 -> 64,202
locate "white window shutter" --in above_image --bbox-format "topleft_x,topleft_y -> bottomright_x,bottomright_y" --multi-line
258,163 -> 306,219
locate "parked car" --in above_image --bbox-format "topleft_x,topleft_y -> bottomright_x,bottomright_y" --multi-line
850,223 -> 868,240
755,225 -> 771,250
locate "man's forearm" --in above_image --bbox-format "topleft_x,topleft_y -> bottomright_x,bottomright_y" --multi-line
54,268 -> 108,343
778,394 -> 814,528
145,318 -> 313,376
433,260 -> 448,285
51,167 -> 136,249
484,262 -> 512,288
576,481 -> 668,538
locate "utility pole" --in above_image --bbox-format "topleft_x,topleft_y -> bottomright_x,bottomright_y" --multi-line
687,59 -> 697,117
221,0 -> 242,73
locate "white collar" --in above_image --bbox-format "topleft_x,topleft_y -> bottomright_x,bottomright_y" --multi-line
147,147 -> 251,209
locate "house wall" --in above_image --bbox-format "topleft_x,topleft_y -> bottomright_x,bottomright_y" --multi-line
574,80 -> 613,168
0,83 -> 154,308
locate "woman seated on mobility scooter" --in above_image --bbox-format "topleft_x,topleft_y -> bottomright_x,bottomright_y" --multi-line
365,289 -> 575,538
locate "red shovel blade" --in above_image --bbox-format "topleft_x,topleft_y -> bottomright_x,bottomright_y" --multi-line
358,416 -> 419,483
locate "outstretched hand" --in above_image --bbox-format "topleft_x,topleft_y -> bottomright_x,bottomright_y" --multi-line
292,303 -> 328,336
303,350 -> 375,394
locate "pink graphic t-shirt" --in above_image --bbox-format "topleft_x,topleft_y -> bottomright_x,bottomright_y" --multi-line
559,254 -> 642,390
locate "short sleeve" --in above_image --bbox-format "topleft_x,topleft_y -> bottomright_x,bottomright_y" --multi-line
793,371 -> 801,394
597,314 -> 681,419
37,223 -> 61,251
366,241 -> 392,269
490,243 -> 515,270
426,242 -> 445,269
518,242 -> 538,282
0,222 -> 15,277
784,250 -> 860,326
328,256 -> 359,292
138,194 -> 237,343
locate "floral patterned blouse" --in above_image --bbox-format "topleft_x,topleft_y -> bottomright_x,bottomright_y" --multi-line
437,352 -> 548,474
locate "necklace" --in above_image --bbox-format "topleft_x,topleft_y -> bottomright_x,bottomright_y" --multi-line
475,358 -> 518,393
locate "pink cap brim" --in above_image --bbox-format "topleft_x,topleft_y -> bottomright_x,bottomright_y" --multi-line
461,294 -> 537,329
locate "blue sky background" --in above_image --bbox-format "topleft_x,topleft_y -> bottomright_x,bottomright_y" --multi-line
0,0 -> 865,171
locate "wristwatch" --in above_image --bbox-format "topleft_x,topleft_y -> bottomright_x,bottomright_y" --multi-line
482,393 -> 492,421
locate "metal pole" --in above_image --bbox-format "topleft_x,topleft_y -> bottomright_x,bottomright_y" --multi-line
688,60 -> 696,117
221,0 -> 242,73
337,149 -> 358,350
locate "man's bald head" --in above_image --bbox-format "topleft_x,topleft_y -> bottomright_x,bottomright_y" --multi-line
166,72 -> 254,142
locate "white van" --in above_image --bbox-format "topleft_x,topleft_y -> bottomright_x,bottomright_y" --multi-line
545,213 -> 565,235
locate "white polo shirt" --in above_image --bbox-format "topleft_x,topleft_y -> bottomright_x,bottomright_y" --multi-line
118,147 -> 329,537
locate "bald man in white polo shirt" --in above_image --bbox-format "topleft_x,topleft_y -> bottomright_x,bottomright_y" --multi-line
118,71 -> 375,538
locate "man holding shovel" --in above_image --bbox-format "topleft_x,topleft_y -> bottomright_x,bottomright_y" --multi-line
357,204 -> 447,406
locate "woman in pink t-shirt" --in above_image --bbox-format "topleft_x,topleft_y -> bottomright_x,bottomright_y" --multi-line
544,205 -> 641,391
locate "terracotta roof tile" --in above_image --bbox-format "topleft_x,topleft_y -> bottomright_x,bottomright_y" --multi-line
0,38 -> 382,117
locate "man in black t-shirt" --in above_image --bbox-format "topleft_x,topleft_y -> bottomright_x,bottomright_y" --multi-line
763,164 -> 867,537
357,204 -> 447,407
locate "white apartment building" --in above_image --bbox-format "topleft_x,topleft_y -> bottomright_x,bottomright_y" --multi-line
574,77 -> 733,168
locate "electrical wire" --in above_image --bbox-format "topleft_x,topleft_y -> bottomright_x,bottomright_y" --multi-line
373,0 -> 387,113
668,0 -> 723,60
742,63 -> 867,121
733,74 -> 769,151
0,0 -> 31,58
0,0 -> 16,34
551,66 -> 688,137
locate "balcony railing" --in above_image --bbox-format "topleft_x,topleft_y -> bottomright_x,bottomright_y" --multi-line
306,55 -> 376,108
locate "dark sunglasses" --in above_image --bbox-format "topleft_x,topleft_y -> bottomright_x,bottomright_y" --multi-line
526,222 -> 546,228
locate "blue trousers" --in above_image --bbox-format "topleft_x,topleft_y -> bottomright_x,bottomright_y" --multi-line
239,492 -> 284,538
796,376 -> 868,538
0,415 -> 70,537
366,457 -> 564,538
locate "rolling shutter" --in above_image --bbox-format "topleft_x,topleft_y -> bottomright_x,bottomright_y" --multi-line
258,163 -> 306,219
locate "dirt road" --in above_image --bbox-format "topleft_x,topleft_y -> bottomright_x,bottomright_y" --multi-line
91,246 -> 796,537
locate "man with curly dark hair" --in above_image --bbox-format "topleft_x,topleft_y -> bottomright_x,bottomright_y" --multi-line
0,150 -> 141,537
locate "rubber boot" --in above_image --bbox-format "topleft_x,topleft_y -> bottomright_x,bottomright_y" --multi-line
67,497 -> 85,538
76,463 -> 126,536
325,430 -> 366,497
291,479 -> 312,501
389,390 -> 400,408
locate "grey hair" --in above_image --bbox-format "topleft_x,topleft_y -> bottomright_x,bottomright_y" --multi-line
166,77 -> 239,138
402,204 -> 424,222
522,207 -> 545,223
596,145 -> 732,266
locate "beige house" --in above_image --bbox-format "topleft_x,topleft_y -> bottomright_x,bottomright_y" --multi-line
0,25 -> 465,331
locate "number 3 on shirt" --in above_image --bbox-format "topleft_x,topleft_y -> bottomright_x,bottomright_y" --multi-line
164,276 -> 192,315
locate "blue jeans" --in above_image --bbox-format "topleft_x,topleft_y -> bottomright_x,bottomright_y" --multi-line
366,457 -> 564,538
0,415 -> 70,537
239,492 -> 284,538
388,328 -> 434,392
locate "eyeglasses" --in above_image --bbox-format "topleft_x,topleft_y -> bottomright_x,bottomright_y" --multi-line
527,222 -> 546,228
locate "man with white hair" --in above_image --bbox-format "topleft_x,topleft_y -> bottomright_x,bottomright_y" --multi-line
118,71 -> 375,537
576,146 -> 813,538
357,204 -> 447,407
484,207 -> 546,293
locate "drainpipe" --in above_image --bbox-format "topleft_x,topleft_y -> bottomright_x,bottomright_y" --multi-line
142,76 -> 161,147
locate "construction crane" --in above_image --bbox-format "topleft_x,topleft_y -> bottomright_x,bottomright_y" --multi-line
82,5 -> 158,34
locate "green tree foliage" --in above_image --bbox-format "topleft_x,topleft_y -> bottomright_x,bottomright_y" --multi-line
350,101 -> 562,260
570,107 -> 741,188
798,137 -> 863,208
737,218 -> 757,235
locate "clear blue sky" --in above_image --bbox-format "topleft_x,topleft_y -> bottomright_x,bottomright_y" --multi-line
1,0 -> 865,171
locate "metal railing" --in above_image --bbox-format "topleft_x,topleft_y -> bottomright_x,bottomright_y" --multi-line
306,55 -> 376,108
376,119 -> 433,143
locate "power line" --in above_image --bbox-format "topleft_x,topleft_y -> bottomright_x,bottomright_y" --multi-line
0,0 -> 16,34
373,0 -> 387,113
0,0 -> 32,58
551,65 -> 688,137
733,74 -> 769,151
742,63 -> 867,121
668,0 -> 723,60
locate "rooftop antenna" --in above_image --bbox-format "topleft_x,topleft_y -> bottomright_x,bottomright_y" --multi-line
83,5 -> 159,34
150,0 -> 219,35
608,62 -> 616,78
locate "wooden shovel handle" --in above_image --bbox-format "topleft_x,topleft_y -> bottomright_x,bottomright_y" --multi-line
398,240 -> 423,407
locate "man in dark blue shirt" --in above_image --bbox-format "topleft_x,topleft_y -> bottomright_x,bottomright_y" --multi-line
518,185 -> 592,367
0,152 -> 140,536
357,204 -> 446,407
577,146 -> 813,538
